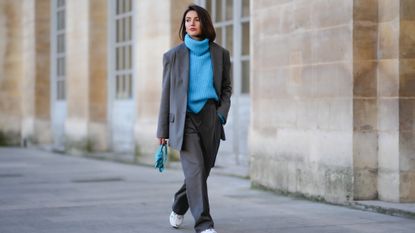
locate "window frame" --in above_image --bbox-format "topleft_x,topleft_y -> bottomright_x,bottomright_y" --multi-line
52,0 -> 66,101
112,0 -> 134,100
199,0 -> 250,95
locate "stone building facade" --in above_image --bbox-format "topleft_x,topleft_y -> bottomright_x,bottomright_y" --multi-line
0,0 -> 251,164
250,0 -> 415,203
0,0 -> 193,152
0,0 -> 414,203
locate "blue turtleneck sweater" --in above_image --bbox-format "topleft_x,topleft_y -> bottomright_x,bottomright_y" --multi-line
184,34 -> 218,113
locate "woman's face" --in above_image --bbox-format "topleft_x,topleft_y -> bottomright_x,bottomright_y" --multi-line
185,10 -> 202,39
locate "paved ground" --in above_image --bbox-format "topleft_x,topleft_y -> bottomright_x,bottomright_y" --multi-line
1,147 -> 415,233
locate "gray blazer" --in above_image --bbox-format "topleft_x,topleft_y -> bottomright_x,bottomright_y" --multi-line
156,42 -> 232,151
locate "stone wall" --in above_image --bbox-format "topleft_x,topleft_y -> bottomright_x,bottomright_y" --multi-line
65,0 -> 91,152
250,0 -> 354,203
1,0 -> 413,203
33,0 -> 52,144
250,0 -> 415,203
0,0 -> 52,146
352,0 -> 379,200
88,0 -> 108,151
65,0 -> 109,152
21,0 -> 36,144
398,0 -> 415,202
0,0 -> 25,145
352,0 -> 415,202
0,0 -> 189,153
377,0 -> 400,202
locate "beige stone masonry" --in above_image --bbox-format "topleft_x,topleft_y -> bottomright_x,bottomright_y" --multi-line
352,0 -> 379,200
0,0 -> 52,145
134,0 -> 192,163
21,0 -> 36,143
251,0 -> 415,203
65,0 -> 90,151
398,0 -> 415,202
377,0 -> 400,202
0,0 -> 24,144
250,0 -> 355,203
33,0 -> 52,144
65,0 -> 108,152
88,0 -> 108,151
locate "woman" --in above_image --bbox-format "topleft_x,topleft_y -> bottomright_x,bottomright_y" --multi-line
156,4 -> 232,233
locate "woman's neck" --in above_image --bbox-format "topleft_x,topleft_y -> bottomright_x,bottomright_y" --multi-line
189,35 -> 203,41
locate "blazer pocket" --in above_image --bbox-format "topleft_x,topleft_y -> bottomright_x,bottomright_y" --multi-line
220,125 -> 226,140
169,113 -> 175,123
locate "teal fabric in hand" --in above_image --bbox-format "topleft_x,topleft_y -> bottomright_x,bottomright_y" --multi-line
154,144 -> 168,172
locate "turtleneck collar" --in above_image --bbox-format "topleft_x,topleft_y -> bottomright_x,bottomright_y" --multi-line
184,34 -> 210,55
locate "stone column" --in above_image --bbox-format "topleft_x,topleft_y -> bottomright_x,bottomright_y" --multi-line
88,0 -> 109,151
134,0 -> 191,164
20,0 -> 52,146
33,0 -> 52,144
65,0 -> 109,152
376,0 -> 415,203
377,0 -> 400,202
0,0 -> 24,145
352,0 -> 379,200
65,0 -> 90,151
21,0 -> 36,145
0,0 -> 51,146
398,0 -> 415,202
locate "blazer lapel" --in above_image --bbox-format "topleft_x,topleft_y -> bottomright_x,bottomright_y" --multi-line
210,43 -> 221,96
178,44 -> 189,93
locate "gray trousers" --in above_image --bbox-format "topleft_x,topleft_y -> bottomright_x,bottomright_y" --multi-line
172,100 -> 221,233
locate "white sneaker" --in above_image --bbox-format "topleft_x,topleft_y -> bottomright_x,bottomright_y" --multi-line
169,211 -> 184,228
201,229 -> 217,233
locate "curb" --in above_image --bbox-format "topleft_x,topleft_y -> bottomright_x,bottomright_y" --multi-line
348,202 -> 415,219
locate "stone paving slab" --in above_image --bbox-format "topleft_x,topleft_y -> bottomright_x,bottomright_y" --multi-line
1,147 -> 415,233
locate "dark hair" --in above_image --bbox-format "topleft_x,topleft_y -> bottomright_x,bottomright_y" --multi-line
179,4 -> 216,42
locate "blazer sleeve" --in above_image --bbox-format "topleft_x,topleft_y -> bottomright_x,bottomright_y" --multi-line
217,49 -> 232,124
156,53 -> 171,138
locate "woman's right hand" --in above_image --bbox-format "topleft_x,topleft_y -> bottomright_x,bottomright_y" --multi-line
159,138 -> 167,145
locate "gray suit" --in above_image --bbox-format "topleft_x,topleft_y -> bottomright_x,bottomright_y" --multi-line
156,41 -> 232,233
156,42 -> 232,154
